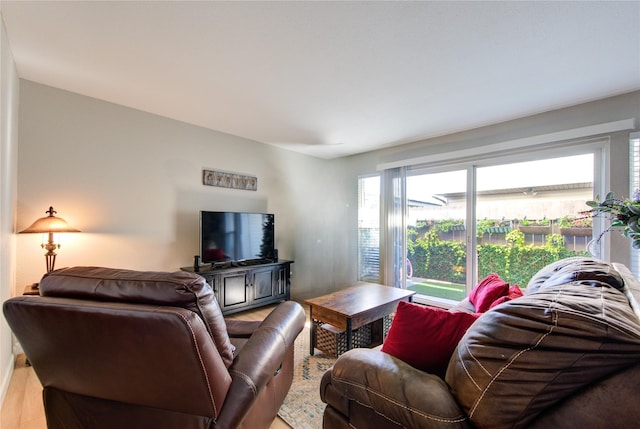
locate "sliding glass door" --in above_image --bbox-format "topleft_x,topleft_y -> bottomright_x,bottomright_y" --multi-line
404,150 -> 597,305
406,169 -> 467,301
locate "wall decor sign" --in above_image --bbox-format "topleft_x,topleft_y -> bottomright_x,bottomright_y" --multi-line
203,169 -> 257,191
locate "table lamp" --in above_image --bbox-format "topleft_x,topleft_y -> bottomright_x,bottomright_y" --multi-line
20,206 -> 81,273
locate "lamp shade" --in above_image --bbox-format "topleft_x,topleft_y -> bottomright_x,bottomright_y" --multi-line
20,206 -> 80,274
20,206 -> 80,234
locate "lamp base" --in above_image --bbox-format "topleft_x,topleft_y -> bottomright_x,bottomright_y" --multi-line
45,253 -> 57,273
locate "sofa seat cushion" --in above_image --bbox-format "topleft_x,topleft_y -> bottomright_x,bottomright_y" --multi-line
39,266 -> 236,367
324,348 -> 472,428
446,279 -> 640,429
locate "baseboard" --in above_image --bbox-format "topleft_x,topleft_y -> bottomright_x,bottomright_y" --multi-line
0,351 -> 15,413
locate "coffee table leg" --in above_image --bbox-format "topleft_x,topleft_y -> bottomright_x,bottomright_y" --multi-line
310,319 -> 316,356
346,318 -> 353,351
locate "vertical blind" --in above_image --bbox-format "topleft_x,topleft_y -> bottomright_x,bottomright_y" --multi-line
380,167 -> 406,287
630,133 -> 640,278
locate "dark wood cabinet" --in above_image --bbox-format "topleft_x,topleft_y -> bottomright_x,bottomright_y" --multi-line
181,260 -> 293,315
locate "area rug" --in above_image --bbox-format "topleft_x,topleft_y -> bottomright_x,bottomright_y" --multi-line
278,325 -> 336,429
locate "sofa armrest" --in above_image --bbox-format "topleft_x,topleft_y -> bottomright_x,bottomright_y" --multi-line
321,348 -> 472,429
215,301 -> 305,428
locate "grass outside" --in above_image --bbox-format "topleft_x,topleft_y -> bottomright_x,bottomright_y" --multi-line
407,279 -> 466,301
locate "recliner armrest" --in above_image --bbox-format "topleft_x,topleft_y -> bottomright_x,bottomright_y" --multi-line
321,348 -> 472,429
225,319 -> 262,338
215,301 -> 305,428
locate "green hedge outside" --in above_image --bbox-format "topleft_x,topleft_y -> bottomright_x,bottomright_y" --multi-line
407,228 -> 588,288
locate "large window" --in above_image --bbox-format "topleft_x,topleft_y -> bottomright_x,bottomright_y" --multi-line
358,175 -> 381,282
358,141 -> 608,306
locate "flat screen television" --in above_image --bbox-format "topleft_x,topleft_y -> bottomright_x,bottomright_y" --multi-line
200,211 -> 275,264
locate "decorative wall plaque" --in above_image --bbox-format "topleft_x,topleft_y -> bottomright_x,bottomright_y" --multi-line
203,169 -> 257,191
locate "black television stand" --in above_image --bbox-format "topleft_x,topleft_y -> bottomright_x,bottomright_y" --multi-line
181,260 -> 293,315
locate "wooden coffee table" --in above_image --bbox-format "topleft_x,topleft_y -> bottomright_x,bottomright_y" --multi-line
305,283 -> 415,356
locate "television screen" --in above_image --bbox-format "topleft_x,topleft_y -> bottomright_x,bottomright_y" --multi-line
200,211 -> 275,263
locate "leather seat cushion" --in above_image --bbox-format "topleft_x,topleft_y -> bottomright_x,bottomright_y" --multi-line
446,280 -> 640,429
39,266 -> 236,367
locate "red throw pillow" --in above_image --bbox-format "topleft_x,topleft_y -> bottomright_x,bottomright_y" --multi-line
469,274 -> 510,313
489,285 -> 524,309
381,301 -> 480,378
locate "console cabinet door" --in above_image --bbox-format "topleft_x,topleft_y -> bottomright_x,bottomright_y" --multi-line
274,265 -> 288,299
219,271 -> 250,312
251,268 -> 276,302
201,274 -> 216,293
202,274 -> 223,305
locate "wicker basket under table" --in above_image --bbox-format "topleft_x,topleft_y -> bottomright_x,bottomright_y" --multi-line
315,314 -> 393,358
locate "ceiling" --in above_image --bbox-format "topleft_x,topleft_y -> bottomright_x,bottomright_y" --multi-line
1,1 -> 639,159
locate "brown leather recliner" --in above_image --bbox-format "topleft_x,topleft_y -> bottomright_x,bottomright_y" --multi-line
3,266 -> 305,429
321,257 -> 640,429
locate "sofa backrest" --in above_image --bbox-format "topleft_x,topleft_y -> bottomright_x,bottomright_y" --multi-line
447,258 -> 640,429
526,256 -> 625,293
39,266 -> 236,367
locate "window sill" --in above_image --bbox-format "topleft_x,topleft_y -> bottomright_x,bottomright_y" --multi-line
411,294 -> 460,310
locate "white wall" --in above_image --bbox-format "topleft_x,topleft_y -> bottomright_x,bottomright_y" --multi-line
16,81 -> 357,301
0,15 -> 20,412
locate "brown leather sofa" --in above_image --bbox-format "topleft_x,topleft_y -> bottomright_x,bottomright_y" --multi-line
321,257 -> 640,429
3,266 -> 305,429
